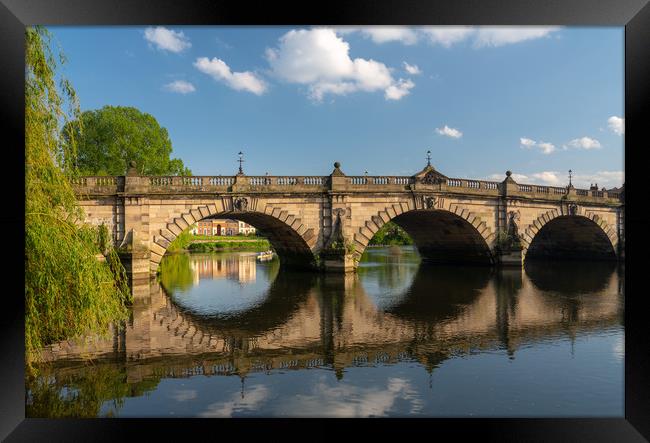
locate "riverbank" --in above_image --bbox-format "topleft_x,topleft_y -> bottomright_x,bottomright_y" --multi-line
187,239 -> 270,253
167,231 -> 270,253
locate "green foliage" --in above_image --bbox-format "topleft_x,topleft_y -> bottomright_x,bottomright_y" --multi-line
166,229 -> 193,253
62,105 -> 191,176
158,253 -> 195,292
369,222 -> 414,246
26,363 -> 161,418
25,26 -> 131,366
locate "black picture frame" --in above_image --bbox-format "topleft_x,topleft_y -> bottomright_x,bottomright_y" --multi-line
2,0 -> 649,440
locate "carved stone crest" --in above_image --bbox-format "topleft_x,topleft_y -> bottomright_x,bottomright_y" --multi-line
424,196 -> 437,209
568,204 -> 578,216
233,197 -> 249,211
332,208 -> 346,218
421,170 -> 445,185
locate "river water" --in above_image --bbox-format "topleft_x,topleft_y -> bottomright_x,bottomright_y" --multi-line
26,247 -> 624,417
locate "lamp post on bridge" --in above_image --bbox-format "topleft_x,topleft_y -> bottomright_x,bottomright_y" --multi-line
237,151 -> 245,175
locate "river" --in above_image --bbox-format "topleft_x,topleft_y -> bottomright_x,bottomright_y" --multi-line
26,247 -> 624,417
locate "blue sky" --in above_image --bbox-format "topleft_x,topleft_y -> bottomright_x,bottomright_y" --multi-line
48,26 -> 624,189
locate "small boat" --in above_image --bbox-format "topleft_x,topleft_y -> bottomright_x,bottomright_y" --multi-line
257,250 -> 274,261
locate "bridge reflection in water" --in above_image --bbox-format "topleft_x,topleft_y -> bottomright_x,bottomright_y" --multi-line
28,248 -> 623,417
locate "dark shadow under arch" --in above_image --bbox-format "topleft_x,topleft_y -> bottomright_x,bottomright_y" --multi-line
382,264 -> 492,323
162,268 -> 317,338
526,216 -> 616,262
391,210 -> 494,265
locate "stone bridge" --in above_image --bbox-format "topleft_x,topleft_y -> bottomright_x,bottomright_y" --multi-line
72,161 -> 624,280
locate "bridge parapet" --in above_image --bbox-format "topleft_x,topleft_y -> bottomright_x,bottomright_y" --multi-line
70,174 -> 622,205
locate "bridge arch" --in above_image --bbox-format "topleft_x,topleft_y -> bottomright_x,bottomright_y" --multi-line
353,202 -> 495,266
522,209 -> 618,261
149,200 -> 319,273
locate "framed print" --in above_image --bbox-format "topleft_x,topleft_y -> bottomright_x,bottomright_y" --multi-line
2,0 -> 649,440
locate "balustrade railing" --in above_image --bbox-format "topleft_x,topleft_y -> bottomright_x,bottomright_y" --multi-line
277,177 -> 298,185
209,177 -> 234,186
349,176 -> 414,185
70,173 -> 621,201
551,186 -> 566,194
150,177 -> 173,186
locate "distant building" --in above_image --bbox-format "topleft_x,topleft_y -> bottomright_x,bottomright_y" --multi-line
189,218 -> 256,236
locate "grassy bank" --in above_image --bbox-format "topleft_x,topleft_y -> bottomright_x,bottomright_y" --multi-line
167,230 -> 270,253
187,240 -> 270,253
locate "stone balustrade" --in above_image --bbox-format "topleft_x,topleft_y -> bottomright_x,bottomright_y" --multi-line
70,171 -> 621,205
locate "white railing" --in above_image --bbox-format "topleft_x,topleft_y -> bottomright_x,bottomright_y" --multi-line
208,177 -> 234,186
277,177 -> 298,185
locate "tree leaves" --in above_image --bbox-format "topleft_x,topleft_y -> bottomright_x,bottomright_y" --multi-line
63,105 -> 192,176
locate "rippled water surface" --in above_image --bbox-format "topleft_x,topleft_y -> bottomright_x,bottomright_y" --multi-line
27,247 -> 624,417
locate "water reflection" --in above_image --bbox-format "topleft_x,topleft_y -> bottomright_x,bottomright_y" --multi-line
27,248 -> 624,417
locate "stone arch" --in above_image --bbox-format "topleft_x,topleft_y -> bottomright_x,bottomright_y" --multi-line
521,208 -> 618,261
149,198 -> 319,273
353,200 -> 495,265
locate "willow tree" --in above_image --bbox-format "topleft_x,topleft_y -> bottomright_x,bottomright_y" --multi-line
25,26 -> 131,365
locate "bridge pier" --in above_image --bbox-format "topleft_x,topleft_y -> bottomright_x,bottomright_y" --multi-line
320,252 -> 357,273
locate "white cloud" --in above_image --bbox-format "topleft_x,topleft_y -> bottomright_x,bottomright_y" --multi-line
199,385 -> 269,417
266,28 -> 414,102
170,389 -> 198,402
275,377 -> 423,417
473,27 -> 561,48
489,170 -> 624,189
608,116 -> 624,135
337,27 -> 419,45
419,26 -> 475,48
385,79 -> 415,100
436,125 -> 463,138
403,62 -> 421,75
572,170 -> 624,189
144,27 -> 191,53
531,171 -> 562,186
194,57 -> 267,95
537,142 -> 556,154
520,137 -> 536,148
519,137 -> 556,154
564,136 -> 602,150
488,172 -> 529,182
164,80 -> 196,94
342,26 -> 561,48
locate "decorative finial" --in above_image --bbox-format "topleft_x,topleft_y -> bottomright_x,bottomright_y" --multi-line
238,151 -> 244,175
129,160 -> 137,168
334,161 -> 341,169
426,150 -> 431,167
506,170 -> 512,177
